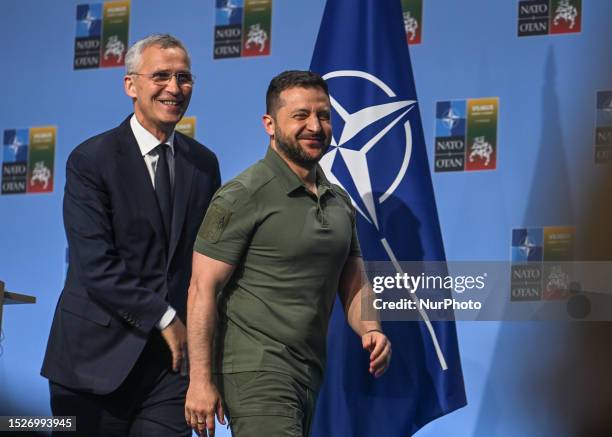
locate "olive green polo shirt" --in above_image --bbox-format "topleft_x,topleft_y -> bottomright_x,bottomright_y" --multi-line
194,146 -> 361,390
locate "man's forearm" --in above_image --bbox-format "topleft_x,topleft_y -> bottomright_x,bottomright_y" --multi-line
339,256 -> 383,336
346,285 -> 382,336
187,281 -> 217,382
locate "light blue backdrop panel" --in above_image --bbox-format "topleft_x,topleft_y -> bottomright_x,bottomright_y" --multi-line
1,1 -> 610,436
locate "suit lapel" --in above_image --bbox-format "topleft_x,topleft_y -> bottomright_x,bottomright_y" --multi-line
116,117 -> 168,251
168,134 -> 195,265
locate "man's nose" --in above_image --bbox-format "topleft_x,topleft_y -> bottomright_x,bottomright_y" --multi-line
306,114 -> 322,132
165,74 -> 181,93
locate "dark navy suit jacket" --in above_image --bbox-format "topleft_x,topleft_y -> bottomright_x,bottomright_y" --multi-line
41,116 -> 220,394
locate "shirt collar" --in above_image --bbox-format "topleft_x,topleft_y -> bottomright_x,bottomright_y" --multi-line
263,146 -> 334,196
130,114 -> 175,157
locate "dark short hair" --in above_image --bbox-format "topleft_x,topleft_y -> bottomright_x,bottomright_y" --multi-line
266,70 -> 329,116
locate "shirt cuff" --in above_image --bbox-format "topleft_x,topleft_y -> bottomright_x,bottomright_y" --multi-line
156,306 -> 176,330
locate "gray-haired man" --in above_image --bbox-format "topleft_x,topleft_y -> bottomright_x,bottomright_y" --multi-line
42,34 -> 220,436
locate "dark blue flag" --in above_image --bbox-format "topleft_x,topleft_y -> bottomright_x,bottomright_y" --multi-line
310,0 -> 467,435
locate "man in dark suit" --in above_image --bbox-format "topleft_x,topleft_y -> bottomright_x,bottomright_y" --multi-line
41,34 -> 220,436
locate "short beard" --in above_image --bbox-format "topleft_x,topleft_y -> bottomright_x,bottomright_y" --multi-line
275,128 -> 329,169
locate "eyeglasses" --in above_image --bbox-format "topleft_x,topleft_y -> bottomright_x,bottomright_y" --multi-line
130,71 -> 195,86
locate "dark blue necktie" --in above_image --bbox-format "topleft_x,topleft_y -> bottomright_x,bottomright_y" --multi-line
154,144 -> 172,243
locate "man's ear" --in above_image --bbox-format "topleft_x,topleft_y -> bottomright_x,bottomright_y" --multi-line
262,114 -> 275,136
124,75 -> 137,98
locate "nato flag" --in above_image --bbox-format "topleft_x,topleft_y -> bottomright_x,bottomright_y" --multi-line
310,0 -> 467,435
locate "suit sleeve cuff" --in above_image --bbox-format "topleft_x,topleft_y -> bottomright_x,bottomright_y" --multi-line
156,306 -> 176,330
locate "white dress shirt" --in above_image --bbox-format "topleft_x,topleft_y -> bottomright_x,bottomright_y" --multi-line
130,114 -> 176,331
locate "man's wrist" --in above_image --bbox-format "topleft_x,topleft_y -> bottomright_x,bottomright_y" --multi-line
189,370 -> 214,384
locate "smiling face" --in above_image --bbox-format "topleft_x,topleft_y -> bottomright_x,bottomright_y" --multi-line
124,44 -> 192,141
263,86 -> 332,169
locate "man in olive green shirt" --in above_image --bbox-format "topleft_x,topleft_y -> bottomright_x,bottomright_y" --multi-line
184,71 -> 391,437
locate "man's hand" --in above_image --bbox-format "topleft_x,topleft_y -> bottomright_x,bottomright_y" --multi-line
160,317 -> 186,372
362,330 -> 392,377
185,379 -> 225,437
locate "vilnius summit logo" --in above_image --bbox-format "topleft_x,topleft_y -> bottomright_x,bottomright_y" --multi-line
213,0 -> 272,59
74,1 -> 130,69
434,98 -> 498,173
2,127 -> 56,195
595,91 -> 612,164
517,0 -> 581,37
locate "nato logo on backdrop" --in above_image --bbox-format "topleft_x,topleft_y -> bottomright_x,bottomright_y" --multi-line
214,0 -> 272,59
434,98 -> 498,172
595,90 -> 612,164
2,127 -> 56,195
517,0 -> 581,37
74,1 -> 130,69
511,226 -> 575,302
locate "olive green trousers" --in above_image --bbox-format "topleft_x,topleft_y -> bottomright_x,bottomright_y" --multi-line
217,371 -> 318,437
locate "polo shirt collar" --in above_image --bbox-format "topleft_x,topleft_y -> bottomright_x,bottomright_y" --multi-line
264,146 -> 334,196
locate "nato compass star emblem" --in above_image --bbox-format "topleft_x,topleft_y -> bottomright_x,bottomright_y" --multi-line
519,234 -> 537,259
219,0 -> 241,21
318,70 -> 449,370
8,135 -> 23,159
442,107 -> 461,129
81,9 -> 97,31
319,70 -> 416,232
